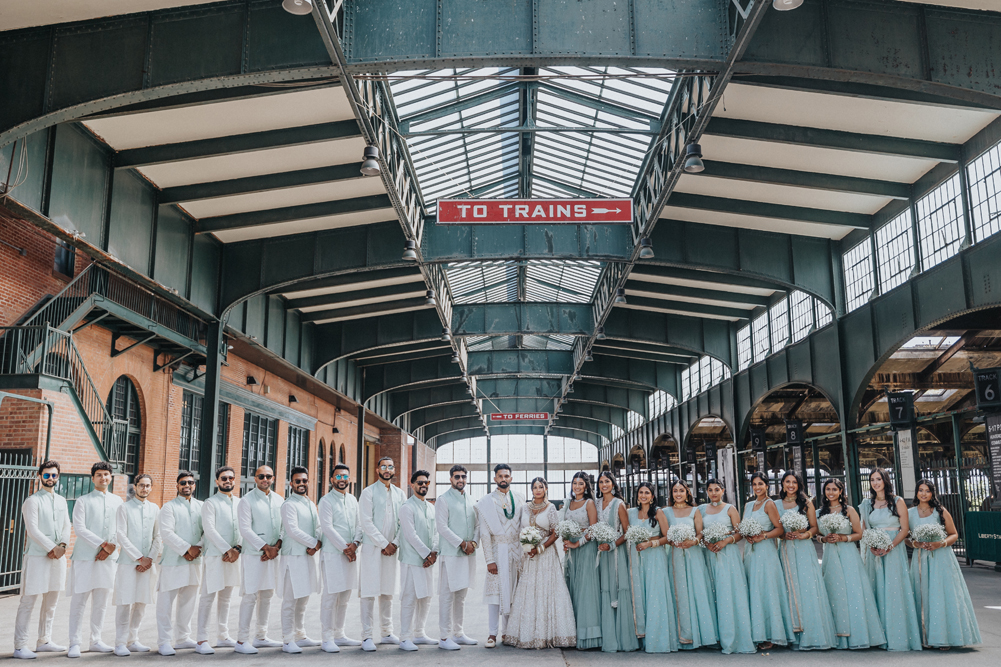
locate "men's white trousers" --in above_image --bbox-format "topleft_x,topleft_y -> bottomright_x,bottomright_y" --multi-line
320,590 -> 352,642
280,571 -> 309,644
115,604 -> 146,646
197,586 -> 236,642
13,591 -> 59,650
68,588 -> 111,647
400,569 -> 430,642
156,585 -> 198,647
237,590 -> 275,643
487,604 -> 508,637
359,595 -> 393,640
438,575 -> 468,639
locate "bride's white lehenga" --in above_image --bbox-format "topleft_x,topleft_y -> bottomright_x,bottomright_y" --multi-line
503,502 -> 577,649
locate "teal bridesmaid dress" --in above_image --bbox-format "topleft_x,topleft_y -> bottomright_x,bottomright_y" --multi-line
665,507 -> 718,650
626,508 -> 679,653
561,500 -> 602,649
596,497 -> 639,652
907,508 -> 982,647
859,498 -> 922,651
741,500 -> 795,646
817,510 -> 886,649
777,505 -> 837,649
699,504 -> 756,654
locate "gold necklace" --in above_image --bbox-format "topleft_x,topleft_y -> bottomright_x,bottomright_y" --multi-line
529,500 -> 547,511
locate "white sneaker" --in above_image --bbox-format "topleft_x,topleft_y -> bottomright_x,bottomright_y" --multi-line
216,637 -> 237,648
438,638 -> 460,650
334,636 -> 362,646
399,640 -> 418,652
361,639 -> 377,652
89,641 -> 114,653
157,645 -> 175,656
67,645 -> 81,659
194,643 -> 215,655
233,642 -> 258,654
173,639 -> 197,650
379,634 -> 400,645
453,635 -> 478,645
13,648 -> 37,659
252,637 -> 282,649
413,635 -> 436,645
36,642 -> 67,652
320,641 -> 340,653
295,637 -> 320,648
127,642 -> 150,653
114,645 -> 130,657
282,642 -> 302,654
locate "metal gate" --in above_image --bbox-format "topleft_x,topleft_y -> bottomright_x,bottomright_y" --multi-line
0,451 -> 37,593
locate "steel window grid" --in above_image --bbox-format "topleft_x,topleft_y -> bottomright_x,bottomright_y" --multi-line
916,174 -> 964,270
752,312 -> 771,364
875,210 -> 915,293
967,141 -> 1001,242
843,239 -> 875,313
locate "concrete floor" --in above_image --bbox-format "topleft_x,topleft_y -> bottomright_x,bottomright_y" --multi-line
2,560 -> 1000,665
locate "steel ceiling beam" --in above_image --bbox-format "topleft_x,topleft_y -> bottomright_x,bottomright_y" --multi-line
629,264 -> 784,293
312,308 -> 443,369
665,193 -> 871,230
196,194 -> 393,234
620,295 -> 752,321
603,309 -> 734,368
354,344 -> 452,367
272,267 -> 424,296
452,303 -> 593,337
300,297 -> 429,324
430,426 -> 603,450
422,222 -> 635,263
693,160 -> 911,200
623,279 -> 771,308
159,163 -> 366,205
592,340 -> 700,363
286,283 -> 427,311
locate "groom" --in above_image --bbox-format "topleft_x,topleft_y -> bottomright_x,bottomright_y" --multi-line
475,464 -> 524,648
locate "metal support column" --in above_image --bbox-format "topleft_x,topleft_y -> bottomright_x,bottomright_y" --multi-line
486,436 -> 492,494
196,321 -> 223,499
356,405 -> 365,498
952,414 -> 970,538
542,435 -> 549,480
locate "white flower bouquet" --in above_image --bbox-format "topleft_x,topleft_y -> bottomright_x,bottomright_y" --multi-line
701,521 -> 732,545
666,524 -> 696,545
624,524 -> 654,546
586,521 -> 618,545
556,519 -> 583,544
780,511 -> 810,534
911,522 -> 947,544
738,517 -> 764,538
818,512 -> 849,536
861,528 -> 893,553
519,526 -> 545,553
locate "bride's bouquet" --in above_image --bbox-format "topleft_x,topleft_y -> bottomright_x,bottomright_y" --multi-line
818,512 -> 849,536
737,517 -> 764,538
666,524 -> 696,545
586,521 -> 618,545
624,524 -> 654,546
519,526 -> 545,553
861,528 -> 893,553
556,519 -> 583,544
701,521 -> 732,546
780,511 -> 810,535
911,522 -> 947,544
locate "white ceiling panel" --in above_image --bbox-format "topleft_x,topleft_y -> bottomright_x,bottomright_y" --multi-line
718,83 -> 999,143
629,272 -> 776,297
137,136 -> 367,187
661,205 -> 856,240
898,0 -> 1000,10
83,87 -> 354,150
674,173 -> 890,214
179,177 -> 386,219
624,288 -> 758,310
0,0 -> 219,30
282,274 -> 426,299
211,206 -> 398,243
309,304 -> 430,324
616,303 -> 742,322
296,289 -> 427,313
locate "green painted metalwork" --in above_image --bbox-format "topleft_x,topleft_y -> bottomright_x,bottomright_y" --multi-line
451,302 -> 593,336
300,298 -> 428,324
431,425 -> 603,449
603,309 -> 734,367
666,193 -> 872,230
159,163 -> 366,205
694,160 -> 911,200
466,350 -> 575,376
624,279 -> 771,308
196,195 -> 393,235
312,309 -> 443,370
422,223 -> 633,263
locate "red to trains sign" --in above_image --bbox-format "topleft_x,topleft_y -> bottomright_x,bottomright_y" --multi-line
437,198 -> 633,224
490,412 -> 550,421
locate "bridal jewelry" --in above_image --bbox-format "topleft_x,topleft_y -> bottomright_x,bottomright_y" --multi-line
529,500 -> 548,511
711,501 -> 722,507
500,490 -> 516,520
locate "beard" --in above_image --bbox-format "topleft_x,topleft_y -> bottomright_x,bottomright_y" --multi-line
334,480 -> 349,490
41,479 -> 56,488
496,480 -> 510,489
294,486 -> 307,495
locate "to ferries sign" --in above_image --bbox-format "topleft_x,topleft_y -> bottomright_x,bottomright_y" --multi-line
490,413 -> 550,421
438,198 -> 633,224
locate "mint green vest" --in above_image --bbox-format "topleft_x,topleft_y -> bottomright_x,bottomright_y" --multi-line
280,494 -> 319,556
242,487 -> 283,556
70,490 -> 120,562
439,487 -> 477,557
160,496 -> 203,567
24,490 -> 68,557
398,496 -> 435,567
122,497 -> 158,558
203,493 -> 240,557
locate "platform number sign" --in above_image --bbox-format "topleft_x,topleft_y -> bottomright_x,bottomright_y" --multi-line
887,392 -> 915,429
975,368 -> 1001,411
750,429 -> 767,474
785,421 -> 805,480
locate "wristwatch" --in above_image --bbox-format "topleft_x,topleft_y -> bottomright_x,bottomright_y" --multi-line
233,545 -> 242,553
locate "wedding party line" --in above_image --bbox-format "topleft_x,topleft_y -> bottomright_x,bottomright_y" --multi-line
11,457 -> 982,659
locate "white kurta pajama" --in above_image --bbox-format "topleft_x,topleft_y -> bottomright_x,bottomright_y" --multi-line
114,497 -> 161,647
279,494 -> 322,644
476,490 -> 525,637
398,496 -> 438,642
318,489 -> 362,642
198,493 -> 242,643
68,489 -> 124,648
156,496 -> 204,648
14,489 -> 70,651
357,481 -> 405,640
436,487 -> 479,640
236,487 -> 284,643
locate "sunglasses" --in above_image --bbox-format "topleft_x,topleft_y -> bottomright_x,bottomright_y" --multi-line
179,480 -> 196,486
42,473 -> 59,480
334,474 -> 349,481
415,481 -> 429,486
452,474 -> 467,480
219,476 -> 235,482
256,474 -> 274,480
379,465 -> 395,471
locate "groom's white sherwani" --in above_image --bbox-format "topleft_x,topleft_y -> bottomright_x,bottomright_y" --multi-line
477,489 -> 524,620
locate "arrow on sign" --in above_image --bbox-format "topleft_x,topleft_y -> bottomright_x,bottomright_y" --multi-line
591,208 -> 622,214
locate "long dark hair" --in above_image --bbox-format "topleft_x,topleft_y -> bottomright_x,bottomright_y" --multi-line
817,478 -> 849,518
868,468 -> 899,517
705,477 -> 726,503
747,471 -> 771,502
635,482 -> 658,528
570,471 -> 594,501
668,478 -> 695,508
780,471 -> 808,515
597,470 -> 624,502
530,477 -> 548,503
913,478 -> 945,524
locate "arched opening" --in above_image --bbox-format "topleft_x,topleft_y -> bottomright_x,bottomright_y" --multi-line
684,416 -> 732,504
650,436 -> 679,507
105,376 -> 142,478
622,445 -> 646,504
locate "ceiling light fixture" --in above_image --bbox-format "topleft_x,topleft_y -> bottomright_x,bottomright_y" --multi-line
584,349 -> 594,362
683,143 -> 705,173
441,328 -> 452,342
772,0 -> 804,10
638,237 -> 655,259
614,288 -> 627,304
424,289 -> 437,306
360,145 -> 381,176
282,0 -> 312,15
451,352 -> 461,363
402,240 -> 418,261
595,326 -> 606,340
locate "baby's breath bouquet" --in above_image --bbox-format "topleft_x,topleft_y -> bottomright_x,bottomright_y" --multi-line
586,522 -> 618,545
701,521 -> 732,546
666,524 -> 696,545
780,511 -> 809,534
556,519 -> 583,543
624,524 -> 654,546
861,528 -> 893,553
519,525 -> 545,553
818,512 -> 849,536
738,517 -> 764,538
911,522 -> 947,544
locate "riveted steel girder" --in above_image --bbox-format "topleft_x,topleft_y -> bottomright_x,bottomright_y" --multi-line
603,309 -> 733,368
313,308 -> 443,369
581,355 -> 678,396
198,195 -> 393,235
592,340 -> 699,364
390,384 -> 472,421
430,425 -> 603,450
160,163 -> 367,205
422,223 -> 634,263
692,160 -> 911,200
452,303 -> 593,337
465,350 -> 575,376
363,355 -> 463,400
665,193 -> 871,230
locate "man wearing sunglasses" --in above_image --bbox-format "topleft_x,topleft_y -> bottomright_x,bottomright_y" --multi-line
234,465 -> 284,653
113,473 -> 160,656
13,460 -> 70,660
398,470 -> 438,652
195,467 -> 242,654
156,471 -> 204,655
67,461 -> 123,658
278,466 -> 323,653
317,463 -> 363,652
435,464 -> 479,650
358,456 -> 406,651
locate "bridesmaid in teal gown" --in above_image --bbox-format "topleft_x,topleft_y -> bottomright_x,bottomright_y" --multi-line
664,479 -> 718,650
741,472 -> 795,649
595,472 -> 639,653
561,472 -> 602,649
907,480 -> 981,648
858,468 -> 922,651
816,478 -> 886,649
627,482 -> 679,653
700,479 -> 756,654
777,471 -> 837,650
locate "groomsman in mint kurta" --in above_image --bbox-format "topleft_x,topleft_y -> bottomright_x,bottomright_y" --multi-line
195,467 -> 242,654
156,470 -> 204,656
317,463 -> 363,652
13,460 -> 70,660
278,467 -> 323,653
357,457 -> 406,651
397,470 -> 439,651
113,473 -> 160,656
435,464 -> 479,650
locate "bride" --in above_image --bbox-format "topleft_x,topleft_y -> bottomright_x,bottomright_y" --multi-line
503,477 -> 577,649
